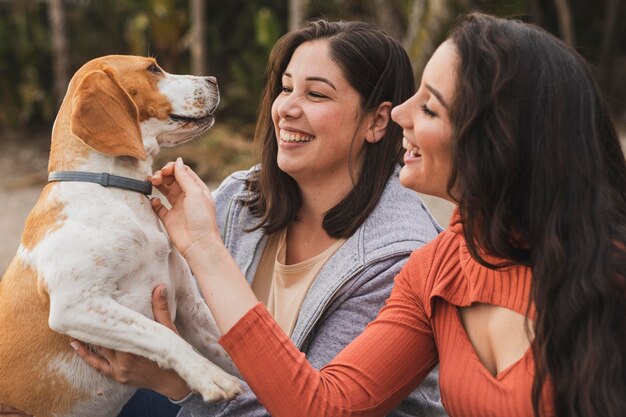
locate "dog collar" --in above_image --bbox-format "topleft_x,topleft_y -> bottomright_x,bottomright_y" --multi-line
48,171 -> 152,195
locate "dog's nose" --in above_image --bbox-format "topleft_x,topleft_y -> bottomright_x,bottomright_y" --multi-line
206,76 -> 218,86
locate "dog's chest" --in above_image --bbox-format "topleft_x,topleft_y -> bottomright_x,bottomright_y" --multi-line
61,184 -> 167,250
23,183 -> 173,302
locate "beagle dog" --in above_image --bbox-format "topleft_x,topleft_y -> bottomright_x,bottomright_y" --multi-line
0,55 -> 240,417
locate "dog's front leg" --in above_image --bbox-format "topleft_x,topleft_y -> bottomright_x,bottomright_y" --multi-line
169,251 -> 240,377
48,295 -> 241,402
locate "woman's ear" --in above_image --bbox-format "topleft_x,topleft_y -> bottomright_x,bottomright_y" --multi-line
365,101 -> 392,143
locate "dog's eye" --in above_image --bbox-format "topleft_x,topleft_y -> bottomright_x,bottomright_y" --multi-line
148,64 -> 163,75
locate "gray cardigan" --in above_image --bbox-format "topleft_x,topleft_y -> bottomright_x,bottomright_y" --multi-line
177,166 -> 447,417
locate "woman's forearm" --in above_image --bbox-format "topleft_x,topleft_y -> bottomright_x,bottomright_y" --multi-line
184,240 -> 259,334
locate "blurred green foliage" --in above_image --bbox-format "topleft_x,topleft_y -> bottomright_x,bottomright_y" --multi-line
0,2 -> 54,126
0,0 -> 623,134
0,0 -> 287,131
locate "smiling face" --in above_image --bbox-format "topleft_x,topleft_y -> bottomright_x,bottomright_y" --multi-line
391,40 -> 459,201
271,40 -> 370,189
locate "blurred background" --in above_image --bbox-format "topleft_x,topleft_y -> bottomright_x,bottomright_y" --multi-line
1,0 -> 625,272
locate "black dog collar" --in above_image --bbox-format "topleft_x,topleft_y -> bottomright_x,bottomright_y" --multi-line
48,171 -> 152,195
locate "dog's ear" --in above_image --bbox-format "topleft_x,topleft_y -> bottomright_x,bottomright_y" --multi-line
70,68 -> 147,160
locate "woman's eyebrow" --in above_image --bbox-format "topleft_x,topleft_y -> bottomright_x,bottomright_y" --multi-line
426,83 -> 449,110
306,77 -> 336,90
283,72 -> 337,90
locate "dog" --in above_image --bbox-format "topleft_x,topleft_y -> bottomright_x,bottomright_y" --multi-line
0,55 -> 241,417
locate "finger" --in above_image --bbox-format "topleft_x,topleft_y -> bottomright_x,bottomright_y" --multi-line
173,158 -> 208,194
161,161 -> 176,176
151,171 -> 163,186
155,176 -> 184,205
161,173 -> 176,187
157,182 -> 182,202
153,166 -> 177,188
180,160 -> 209,189
175,161 -> 216,205
151,285 -> 178,333
151,197 -> 169,221
71,341 -> 113,376
162,173 -> 177,187
94,345 -> 117,363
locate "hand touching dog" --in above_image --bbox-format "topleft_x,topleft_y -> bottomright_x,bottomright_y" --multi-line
73,285 -> 192,401
150,158 -> 222,261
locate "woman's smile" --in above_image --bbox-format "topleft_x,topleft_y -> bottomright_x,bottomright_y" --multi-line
279,128 -> 315,143
402,137 -> 422,162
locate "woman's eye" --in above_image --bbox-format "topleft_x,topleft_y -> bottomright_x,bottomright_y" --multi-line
148,64 -> 162,74
309,91 -> 328,99
421,104 -> 436,117
281,86 -> 293,93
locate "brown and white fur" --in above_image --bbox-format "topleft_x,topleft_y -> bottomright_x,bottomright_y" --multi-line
0,55 -> 240,417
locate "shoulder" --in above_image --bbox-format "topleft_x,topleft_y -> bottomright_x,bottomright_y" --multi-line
211,166 -> 260,236
359,168 -> 443,261
212,166 -> 258,198
212,165 -> 260,210
405,229 -> 460,276
400,228 -> 463,315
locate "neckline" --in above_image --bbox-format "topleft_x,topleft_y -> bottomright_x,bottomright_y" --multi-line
275,228 -> 346,270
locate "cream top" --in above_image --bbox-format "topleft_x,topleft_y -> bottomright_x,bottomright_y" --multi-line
252,228 -> 345,335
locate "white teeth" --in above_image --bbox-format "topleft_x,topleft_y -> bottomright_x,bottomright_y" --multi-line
280,130 -> 314,143
402,137 -> 421,157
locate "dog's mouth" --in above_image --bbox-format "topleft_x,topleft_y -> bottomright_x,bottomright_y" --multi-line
160,112 -> 216,146
170,113 -> 215,124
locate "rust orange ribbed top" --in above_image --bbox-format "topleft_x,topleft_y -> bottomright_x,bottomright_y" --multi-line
220,213 -> 552,416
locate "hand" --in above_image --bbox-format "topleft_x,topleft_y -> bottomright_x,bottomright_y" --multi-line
152,158 -> 260,333
150,158 -> 221,260
0,404 -> 32,417
71,285 -> 192,400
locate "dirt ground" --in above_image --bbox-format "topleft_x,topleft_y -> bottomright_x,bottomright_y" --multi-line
0,131 -> 51,273
2,123 -> 625,274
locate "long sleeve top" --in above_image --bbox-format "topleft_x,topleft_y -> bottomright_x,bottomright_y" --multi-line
219,213 -> 553,417
177,166 -> 446,417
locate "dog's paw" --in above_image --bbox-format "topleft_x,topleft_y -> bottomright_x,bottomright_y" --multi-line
203,372 -> 242,402
187,363 -> 242,402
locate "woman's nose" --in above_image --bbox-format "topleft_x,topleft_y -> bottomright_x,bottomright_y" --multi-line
390,104 -> 404,125
391,98 -> 411,127
276,93 -> 303,119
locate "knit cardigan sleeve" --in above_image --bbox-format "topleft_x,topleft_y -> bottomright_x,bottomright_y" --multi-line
219,243 -> 440,417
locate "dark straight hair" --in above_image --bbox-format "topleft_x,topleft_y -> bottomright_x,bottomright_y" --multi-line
449,12 -> 626,417
245,19 -> 415,238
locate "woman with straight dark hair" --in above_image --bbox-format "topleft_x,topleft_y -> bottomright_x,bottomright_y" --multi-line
80,11 -> 626,417
247,19 -> 419,239
37,20 -> 445,417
